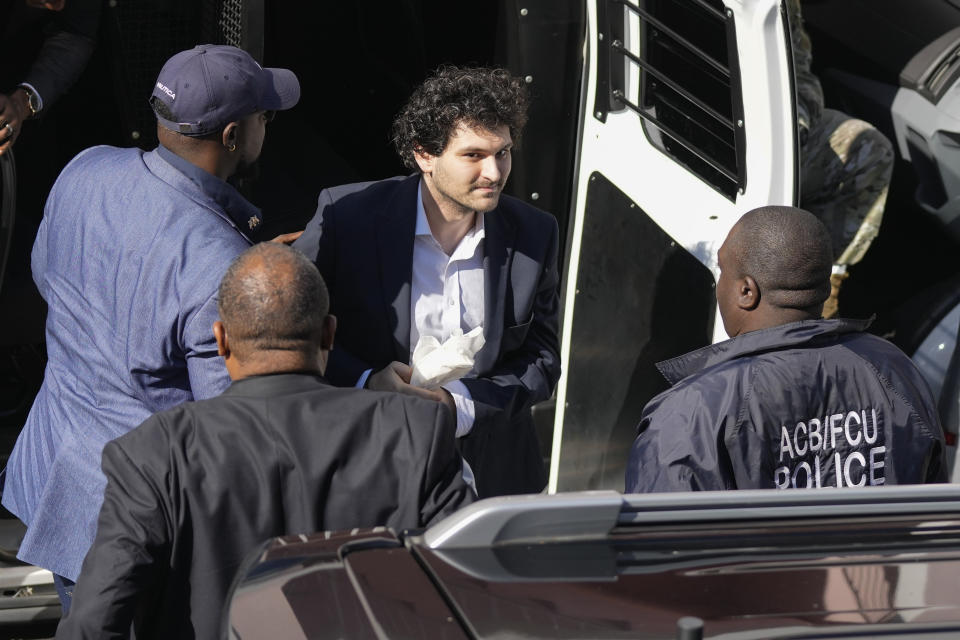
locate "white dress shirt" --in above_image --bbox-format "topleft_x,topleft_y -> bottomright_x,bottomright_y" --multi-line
411,180 -> 484,438
356,180 -> 484,439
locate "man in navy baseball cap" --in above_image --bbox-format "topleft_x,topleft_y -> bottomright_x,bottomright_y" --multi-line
149,44 -> 300,136
3,44 -> 301,616
148,44 -> 300,182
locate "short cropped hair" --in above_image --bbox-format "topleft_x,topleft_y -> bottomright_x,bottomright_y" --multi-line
732,206 -> 833,310
217,243 -> 329,357
391,65 -> 529,170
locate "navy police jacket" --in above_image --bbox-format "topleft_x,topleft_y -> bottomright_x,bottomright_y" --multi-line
625,318 -> 947,492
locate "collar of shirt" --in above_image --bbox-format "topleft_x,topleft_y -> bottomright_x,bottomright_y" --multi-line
410,178 -> 487,350
156,144 -> 264,237
415,179 -> 485,256
656,317 -> 874,385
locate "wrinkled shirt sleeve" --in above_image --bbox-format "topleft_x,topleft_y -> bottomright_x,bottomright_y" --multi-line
442,379 -> 476,437
182,292 -> 231,401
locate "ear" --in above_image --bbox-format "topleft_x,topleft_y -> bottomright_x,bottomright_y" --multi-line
738,275 -> 761,311
413,146 -> 435,174
213,321 -> 230,357
222,122 -> 239,151
321,314 -> 337,351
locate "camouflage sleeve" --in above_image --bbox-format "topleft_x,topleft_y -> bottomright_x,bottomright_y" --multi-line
788,0 -> 824,144
799,109 -> 893,265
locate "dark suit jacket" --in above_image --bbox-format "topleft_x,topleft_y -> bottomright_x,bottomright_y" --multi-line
56,373 -> 473,640
293,175 -> 562,497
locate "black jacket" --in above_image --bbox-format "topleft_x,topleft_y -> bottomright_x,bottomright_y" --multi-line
57,373 -> 474,640
293,175 -> 562,497
626,319 -> 947,492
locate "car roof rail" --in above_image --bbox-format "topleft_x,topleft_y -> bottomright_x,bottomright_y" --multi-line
425,485 -> 960,549
618,484 -> 960,524
424,491 -> 625,549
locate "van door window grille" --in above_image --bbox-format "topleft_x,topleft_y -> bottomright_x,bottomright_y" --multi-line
601,0 -> 746,199
108,0 -> 262,150
201,0 -> 244,48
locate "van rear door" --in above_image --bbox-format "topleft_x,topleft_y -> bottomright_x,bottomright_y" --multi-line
550,0 -> 797,492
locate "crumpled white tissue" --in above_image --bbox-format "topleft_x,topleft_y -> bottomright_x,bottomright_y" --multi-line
410,326 -> 485,389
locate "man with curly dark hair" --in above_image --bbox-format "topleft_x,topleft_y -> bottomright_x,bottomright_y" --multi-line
391,66 -> 529,172
295,65 -> 561,498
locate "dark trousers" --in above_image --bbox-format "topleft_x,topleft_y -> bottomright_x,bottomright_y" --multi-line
53,573 -> 75,615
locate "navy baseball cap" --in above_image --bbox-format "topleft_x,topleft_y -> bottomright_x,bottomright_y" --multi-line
150,44 -> 300,136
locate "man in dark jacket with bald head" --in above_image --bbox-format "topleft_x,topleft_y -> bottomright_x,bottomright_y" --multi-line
626,206 -> 946,493
58,243 -> 473,639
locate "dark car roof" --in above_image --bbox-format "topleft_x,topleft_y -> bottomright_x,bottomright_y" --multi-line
227,487 -> 960,639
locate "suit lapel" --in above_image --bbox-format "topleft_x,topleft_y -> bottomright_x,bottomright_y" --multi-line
376,175 -> 420,363
477,203 -> 517,374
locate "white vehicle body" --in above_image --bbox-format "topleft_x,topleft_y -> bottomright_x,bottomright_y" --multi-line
550,0 -> 797,491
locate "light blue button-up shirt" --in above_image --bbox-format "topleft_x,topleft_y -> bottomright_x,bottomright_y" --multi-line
2,144 -> 257,580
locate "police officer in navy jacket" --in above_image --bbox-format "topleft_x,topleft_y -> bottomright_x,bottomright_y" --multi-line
626,206 -> 946,493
